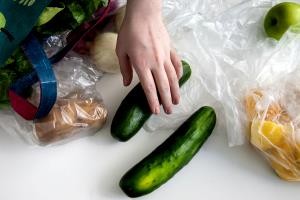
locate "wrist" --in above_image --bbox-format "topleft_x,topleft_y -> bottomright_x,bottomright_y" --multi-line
126,0 -> 162,19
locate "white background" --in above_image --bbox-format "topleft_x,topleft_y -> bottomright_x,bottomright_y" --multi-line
0,73 -> 299,200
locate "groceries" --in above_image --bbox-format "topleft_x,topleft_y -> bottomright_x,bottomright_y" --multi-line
111,61 -> 192,142
264,2 -> 300,40
120,106 -> 216,197
245,83 -> 300,181
114,6 -> 126,32
90,32 -> 120,73
35,98 -> 107,144
110,60 -> 214,197
0,52 -> 108,145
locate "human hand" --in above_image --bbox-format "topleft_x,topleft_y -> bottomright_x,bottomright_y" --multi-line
116,0 -> 182,115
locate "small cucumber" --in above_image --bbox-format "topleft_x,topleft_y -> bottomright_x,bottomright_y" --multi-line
111,61 -> 192,142
119,106 -> 216,197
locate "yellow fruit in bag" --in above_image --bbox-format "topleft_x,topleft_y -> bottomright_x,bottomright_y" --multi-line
267,147 -> 300,181
244,89 -> 300,180
245,90 -> 291,123
295,143 -> 300,162
250,120 -> 285,150
245,90 -> 262,120
270,160 -> 299,181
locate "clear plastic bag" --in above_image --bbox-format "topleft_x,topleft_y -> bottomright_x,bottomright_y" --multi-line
145,0 -> 300,180
147,0 -> 300,143
244,73 -> 300,181
0,52 -> 107,145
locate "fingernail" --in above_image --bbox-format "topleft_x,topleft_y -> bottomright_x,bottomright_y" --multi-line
172,95 -> 180,105
165,108 -> 172,115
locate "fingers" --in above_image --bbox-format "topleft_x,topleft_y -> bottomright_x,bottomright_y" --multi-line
165,62 -> 180,105
117,53 -> 133,86
135,67 -> 160,114
131,55 -> 181,115
170,49 -> 182,79
152,67 -> 173,114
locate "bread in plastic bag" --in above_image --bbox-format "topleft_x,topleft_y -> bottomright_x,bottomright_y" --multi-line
0,51 -> 107,145
34,96 -> 107,145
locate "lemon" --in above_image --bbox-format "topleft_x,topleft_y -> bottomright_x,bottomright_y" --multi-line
250,120 -> 286,150
295,143 -> 300,163
270,160 -> 299,181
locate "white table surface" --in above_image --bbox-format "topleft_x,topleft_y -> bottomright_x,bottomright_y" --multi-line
0,73 -> 299,200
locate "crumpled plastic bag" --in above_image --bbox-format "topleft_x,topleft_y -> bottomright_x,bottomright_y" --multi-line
146,0 -> 300,180
146,0 -> 300,145
0,51 -> 107,145
244,72 -> 300,181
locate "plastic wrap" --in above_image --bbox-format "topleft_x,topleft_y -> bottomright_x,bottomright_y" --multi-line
144,0 -> 300,180
244,73 -> 300,181
146,0 -> 300,143
0,51 -> 107,145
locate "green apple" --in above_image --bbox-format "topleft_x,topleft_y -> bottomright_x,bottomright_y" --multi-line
0,12 -> 6,30
264,2 -> 300,40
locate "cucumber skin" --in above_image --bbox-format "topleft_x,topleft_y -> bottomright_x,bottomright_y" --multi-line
111,61 -> 192,142
119,106 -> 216,198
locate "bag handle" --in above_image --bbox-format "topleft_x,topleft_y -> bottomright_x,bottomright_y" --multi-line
8,0 -> 113,120
9,33 -> 57,120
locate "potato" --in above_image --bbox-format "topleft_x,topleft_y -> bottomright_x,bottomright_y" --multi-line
91,32 -> 120,74
114,6 -> 126,33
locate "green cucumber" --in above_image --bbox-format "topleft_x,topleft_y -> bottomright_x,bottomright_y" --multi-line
111,61 -> 192,142
119,106 -> 216,198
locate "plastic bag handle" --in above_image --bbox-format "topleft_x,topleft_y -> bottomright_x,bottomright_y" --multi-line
9,33 -> 57,120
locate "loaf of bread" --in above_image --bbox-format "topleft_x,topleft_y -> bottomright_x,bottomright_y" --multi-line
34,98 -> 108,144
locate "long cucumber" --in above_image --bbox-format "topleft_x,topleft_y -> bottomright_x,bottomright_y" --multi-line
111,61 -> 192,142
119,106 -> 216,197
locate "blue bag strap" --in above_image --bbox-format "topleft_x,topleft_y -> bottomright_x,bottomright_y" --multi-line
9,33 -> 57,120
8,0 -> 113,120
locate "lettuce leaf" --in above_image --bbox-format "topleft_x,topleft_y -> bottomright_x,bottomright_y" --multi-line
0,0 -> 108,108
0,48 -> 33,107
35,0 -> 108,37
36,6 -> 65,26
